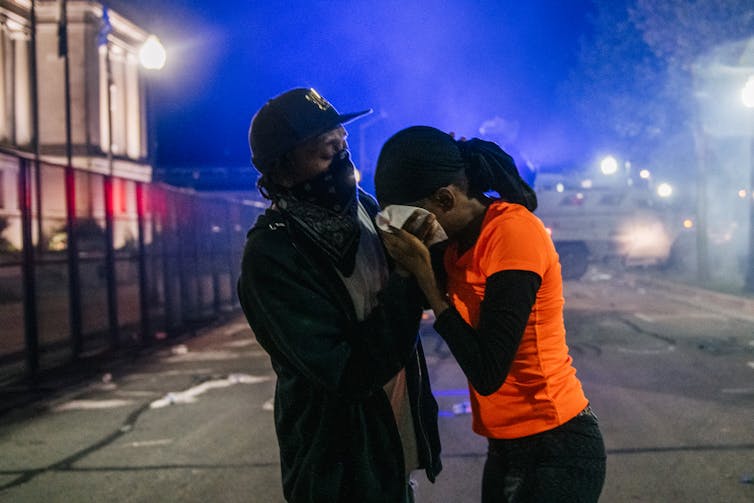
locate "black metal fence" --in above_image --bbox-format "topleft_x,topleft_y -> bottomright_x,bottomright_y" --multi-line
0,150 -> 264,382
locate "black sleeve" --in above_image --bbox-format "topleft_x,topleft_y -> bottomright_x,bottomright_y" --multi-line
432,269 -> 541,396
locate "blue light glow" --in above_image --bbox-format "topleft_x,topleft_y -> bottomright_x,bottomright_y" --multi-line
110,0 -> 594,194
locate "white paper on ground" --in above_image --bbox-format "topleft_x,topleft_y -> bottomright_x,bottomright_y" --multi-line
375,205 -> 448,246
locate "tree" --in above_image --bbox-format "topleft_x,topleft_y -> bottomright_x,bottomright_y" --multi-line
564,0 -> 754,166
631,0 -> 754,71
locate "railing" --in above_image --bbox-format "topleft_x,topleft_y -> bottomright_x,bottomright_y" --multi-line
0,151 -> 264,383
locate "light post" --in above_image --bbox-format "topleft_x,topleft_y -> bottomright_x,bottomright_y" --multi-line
99,5 -> 119,349
742,75 -> 754,292
138,34 -> 166,166
100,13 -> 166,347
136,34 -> 166,342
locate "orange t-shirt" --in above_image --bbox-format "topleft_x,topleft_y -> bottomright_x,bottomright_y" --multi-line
444,201 -> 588,439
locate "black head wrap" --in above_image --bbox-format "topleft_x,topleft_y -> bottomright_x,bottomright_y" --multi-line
375,126 -> 537,211
375,126 -> 464,206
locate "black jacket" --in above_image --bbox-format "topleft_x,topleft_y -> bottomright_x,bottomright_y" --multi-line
237,191 -> 442,503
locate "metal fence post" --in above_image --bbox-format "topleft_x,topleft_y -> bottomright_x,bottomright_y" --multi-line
65,165 -> 83,357
136,182 -> 150,341
103,175 -> 119,349
19,158 -> 39,377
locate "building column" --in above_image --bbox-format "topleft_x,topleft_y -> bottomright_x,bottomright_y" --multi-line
0,22 -> 8,142
12,29 -> 31,146
125,53 -> 141,159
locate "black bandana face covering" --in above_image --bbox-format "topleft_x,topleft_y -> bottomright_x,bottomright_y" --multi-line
278,150 -> 361,275
287,149 -> 358,211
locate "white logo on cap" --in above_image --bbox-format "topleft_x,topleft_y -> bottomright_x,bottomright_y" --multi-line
305,89 -> 330,111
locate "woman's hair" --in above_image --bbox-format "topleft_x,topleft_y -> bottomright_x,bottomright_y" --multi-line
375,125 -> 537,211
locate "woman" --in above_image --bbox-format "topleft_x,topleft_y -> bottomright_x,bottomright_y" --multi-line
374,126 -> 605,503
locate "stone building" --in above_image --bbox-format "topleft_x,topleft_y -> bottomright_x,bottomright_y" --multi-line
1,0 -> 158,178
0,0 -> 162,250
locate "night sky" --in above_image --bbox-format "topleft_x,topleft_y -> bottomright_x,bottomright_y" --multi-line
109,0 -> 594,193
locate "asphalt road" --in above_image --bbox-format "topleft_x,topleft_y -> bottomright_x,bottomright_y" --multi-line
0,266 -> 752,502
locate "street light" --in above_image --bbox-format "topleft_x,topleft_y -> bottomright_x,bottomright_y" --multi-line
656,182 -> 673,198
600,155 -> 619,175
742,75 -> 754,292
100,26 -> 167,347
138,34 -> 167,164
139,35 -> 166,71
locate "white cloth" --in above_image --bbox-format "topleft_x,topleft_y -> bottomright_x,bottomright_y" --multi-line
338,202 -> 419,475
338,202 -> 389,319
375,205 -> 448,246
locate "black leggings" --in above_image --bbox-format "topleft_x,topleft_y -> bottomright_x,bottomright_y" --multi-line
482,410 -> 606,503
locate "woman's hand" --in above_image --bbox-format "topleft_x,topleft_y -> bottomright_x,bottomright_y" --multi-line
400,209 -> 439,245
380,225 -> 450,317
380,226 -> 432,280
379,209 -> 438,276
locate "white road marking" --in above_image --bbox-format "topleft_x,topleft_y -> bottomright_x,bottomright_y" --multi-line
262,398 -> 274,411
162,350 -> 265,363
53,399 -> 134,412
721,387 -> 754,394
224,339 -> 257,348
224,323 -> 252,336
150,374 -> 272,409
122,439 -> 174,448
747,361 -> 754,370
616,345 -> 675,354
633,312 -> 726,322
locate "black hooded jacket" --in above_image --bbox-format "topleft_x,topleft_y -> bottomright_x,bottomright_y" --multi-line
237,191 -> 442,503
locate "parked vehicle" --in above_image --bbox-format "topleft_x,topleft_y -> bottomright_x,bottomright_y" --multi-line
534,172 -> 680,279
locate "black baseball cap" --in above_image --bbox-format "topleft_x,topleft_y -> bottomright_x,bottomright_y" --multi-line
249,88 -> 372,174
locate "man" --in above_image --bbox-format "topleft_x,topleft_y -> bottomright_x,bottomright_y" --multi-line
237,88 -> 442,503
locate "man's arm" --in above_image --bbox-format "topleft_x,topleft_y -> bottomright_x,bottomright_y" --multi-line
239,246 -> 424,400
